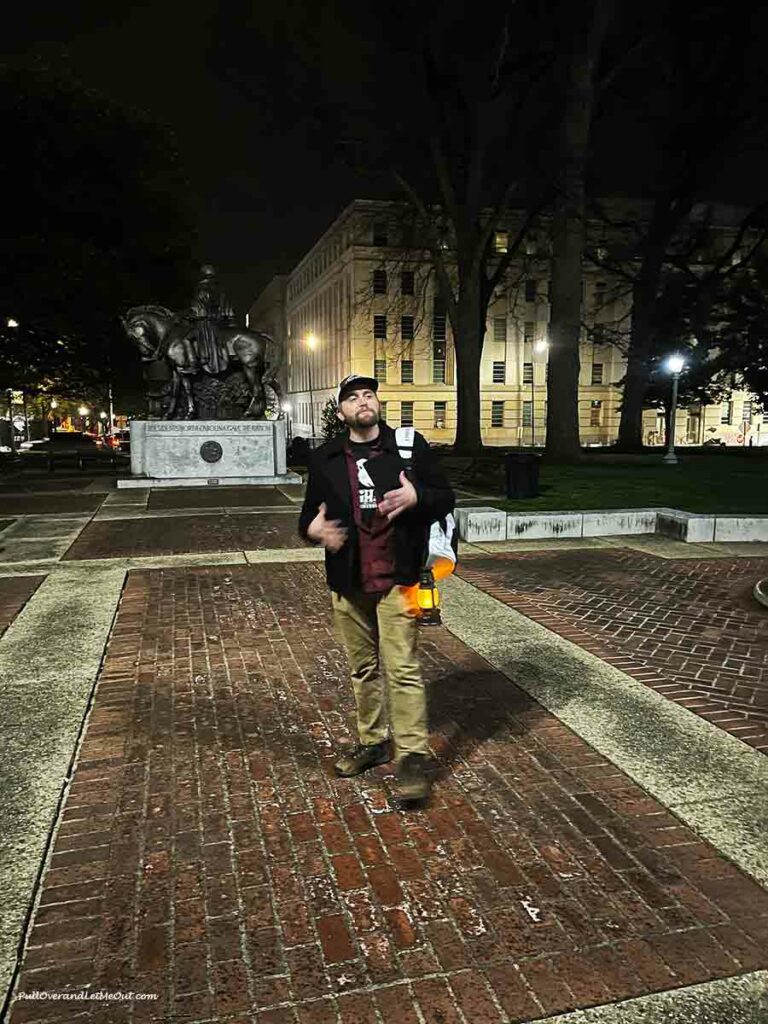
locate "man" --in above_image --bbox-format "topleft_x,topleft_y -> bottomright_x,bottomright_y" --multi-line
299,374 -> 455,802
188,264 -> 235,375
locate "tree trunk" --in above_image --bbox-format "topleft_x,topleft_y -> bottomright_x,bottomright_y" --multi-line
617,261 -> 664,450
452,287 -> 484,453
546,0 -> 611,462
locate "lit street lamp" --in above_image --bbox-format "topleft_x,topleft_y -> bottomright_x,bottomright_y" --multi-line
7,318 -> 18,328
305,335 -> 317,440
532,339 -> 548,447
663,354 -> 685,465
281,401 -> 293,442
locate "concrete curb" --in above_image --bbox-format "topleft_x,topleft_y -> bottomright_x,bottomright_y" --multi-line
456,506 -> 768,544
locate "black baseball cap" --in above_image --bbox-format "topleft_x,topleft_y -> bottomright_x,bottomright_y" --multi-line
337,373 -> 379,404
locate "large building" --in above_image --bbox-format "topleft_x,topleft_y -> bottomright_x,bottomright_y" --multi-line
248,200 -> 766,447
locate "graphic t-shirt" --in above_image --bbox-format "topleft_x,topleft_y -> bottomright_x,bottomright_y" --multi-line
347,439 -> 379,526
344,438 -> 396,593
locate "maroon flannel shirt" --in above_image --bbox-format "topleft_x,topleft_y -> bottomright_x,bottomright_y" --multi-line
344,444 -> 396,594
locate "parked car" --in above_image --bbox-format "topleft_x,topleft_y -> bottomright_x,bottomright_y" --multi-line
110,429 -> 131,454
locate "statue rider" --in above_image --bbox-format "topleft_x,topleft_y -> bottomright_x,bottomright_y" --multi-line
188,264 -> 235,375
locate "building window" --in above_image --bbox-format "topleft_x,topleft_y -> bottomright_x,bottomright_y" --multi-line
372,269 -> 387,294
590,400 -> 603,427
401,401 -> 414,427
522,362 -> 533,384
401,315 -> 414,341
742,400 -> 753,424
591,363 -> 604,385
522,400 -> 533,427
433,340 -> 446,383
525,279 -> 537,303
493,317 -> 507,343
721,400 -> 732,425
401,271 -> 414,295
373,314 -> 387,340
494,231 -> 509,253
524,321 -> 535,344
594,280 -> 607,304
492,361 -> 506,384
434,401 -> 447,429
380,401 -> 387,422
491,401 -> 504,427
433,309 -> 447,341
374,359 -> 387,383
373,222 -> 388,246
763,407 -> 768,424
401,360 -> 414,384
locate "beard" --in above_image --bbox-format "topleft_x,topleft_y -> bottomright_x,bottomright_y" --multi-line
340,406 -> 379,429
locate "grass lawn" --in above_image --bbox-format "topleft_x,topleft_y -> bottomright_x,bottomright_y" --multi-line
451,453 -> 768,515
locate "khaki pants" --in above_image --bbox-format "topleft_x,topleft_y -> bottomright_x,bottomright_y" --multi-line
332,587 -> 429,760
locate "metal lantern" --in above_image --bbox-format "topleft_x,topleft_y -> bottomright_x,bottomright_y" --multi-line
417,568 -> 441,625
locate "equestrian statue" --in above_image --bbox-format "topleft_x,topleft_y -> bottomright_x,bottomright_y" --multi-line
122,265 -> 282,420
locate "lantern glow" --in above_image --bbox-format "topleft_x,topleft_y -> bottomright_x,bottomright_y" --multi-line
417,569 -> 441,625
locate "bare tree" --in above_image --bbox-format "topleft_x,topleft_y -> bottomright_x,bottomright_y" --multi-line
600,1 -> 768,449
546,0 -> 615,460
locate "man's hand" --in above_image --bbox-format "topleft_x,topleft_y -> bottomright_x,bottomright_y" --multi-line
378,471 -> 418,522
306,502 -> 348,553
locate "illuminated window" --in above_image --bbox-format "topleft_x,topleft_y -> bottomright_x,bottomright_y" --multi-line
434,401 -> 447,429
523,363 -> 533,384
591,363 -> 604,385
491,401 -> 504,427
492,361 -> 506,384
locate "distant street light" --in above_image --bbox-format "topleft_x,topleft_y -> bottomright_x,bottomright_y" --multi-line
7,318 -> 18,328
531,338 -> 549,446
50,399 -> 58,410
281,401 -> 293,442
78,405 -> 89,417
663,354 -> 685,465
305,335 -> 318,440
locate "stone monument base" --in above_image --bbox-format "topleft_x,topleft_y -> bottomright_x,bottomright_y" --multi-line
117,419 -> 301,489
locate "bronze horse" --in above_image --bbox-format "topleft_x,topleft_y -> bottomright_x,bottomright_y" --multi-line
122,305 -> 281,419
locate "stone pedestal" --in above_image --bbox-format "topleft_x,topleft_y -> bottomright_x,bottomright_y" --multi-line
117,419 -> 301,488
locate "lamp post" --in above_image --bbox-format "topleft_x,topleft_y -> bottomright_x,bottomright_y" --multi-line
532,339 -> 548,447
305,335 -> 317,441
663,354 -> 685,465
78,405 -> 90,433
281,401 -> 293,442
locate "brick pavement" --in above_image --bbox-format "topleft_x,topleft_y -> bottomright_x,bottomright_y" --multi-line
8,563 -> 768,1024
63,514 -> 306,560
148,488 -> 295,511
458,549 -> 768,753
0,496 -> 103,517
0,575 -> 45,637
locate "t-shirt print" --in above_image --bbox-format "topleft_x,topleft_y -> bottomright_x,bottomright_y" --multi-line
356,459 -> 377,521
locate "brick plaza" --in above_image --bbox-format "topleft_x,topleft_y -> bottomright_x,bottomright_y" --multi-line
0,477 -> 766,1023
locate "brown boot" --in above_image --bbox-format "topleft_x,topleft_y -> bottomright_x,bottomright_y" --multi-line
395,753 -> 432,803
334,740 -> 392,778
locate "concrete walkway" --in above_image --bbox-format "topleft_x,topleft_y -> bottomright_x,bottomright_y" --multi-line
0,483 -> 766,1023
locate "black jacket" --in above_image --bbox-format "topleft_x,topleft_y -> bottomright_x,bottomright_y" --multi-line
298,423 -> 455,595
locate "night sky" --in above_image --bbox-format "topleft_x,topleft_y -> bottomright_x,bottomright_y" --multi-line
5,1 -> 767,316
3,0 -> 370,313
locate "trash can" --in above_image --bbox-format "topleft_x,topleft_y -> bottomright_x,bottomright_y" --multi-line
504,453 -> 541,499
